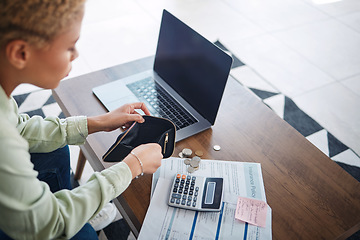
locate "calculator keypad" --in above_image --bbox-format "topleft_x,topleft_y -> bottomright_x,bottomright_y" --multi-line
170,174 -> 199,209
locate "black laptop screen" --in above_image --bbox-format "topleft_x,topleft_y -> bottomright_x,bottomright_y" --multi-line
154,10 -> 233,125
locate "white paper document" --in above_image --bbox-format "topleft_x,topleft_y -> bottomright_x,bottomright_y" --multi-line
139,157 -> 272,240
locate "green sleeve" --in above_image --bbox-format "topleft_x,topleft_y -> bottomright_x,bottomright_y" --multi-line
0,122 -> 132,239
17,113 -> 88,153
0,96 -> 133,239
11,97 -> 87,153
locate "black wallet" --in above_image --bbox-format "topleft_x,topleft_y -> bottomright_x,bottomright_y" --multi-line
102,116 -> 176,162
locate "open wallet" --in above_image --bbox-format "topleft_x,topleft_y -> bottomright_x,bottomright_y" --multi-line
102,115 -> 176,162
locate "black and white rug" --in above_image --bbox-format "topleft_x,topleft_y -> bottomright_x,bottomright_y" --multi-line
11,42 -> 359,239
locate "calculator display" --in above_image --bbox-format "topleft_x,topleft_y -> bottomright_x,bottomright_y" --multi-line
205,182 -> 216,204
202,177 -> 223,209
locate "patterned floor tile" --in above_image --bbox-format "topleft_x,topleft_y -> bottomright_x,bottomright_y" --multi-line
17,90 -> 52,113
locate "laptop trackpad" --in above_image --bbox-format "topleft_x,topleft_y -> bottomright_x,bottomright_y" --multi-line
105,95 -> 144,113
93,78 -> 146,114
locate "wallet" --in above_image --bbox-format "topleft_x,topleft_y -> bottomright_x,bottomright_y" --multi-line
102,115 -> 176,162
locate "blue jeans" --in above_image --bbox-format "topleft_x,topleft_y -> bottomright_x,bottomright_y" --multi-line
0,146 -> 98,240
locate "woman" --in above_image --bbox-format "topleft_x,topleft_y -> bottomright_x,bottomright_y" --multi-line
0,0 -> 163,239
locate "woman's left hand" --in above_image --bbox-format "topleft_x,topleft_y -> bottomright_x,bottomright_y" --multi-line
87,102 -> 151,134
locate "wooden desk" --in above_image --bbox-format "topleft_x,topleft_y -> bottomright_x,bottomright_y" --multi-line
53,56 -> 360,239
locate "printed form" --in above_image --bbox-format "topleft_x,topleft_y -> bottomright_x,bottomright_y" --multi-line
139,158 -> 272,240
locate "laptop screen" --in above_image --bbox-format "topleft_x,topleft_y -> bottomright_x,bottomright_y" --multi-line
154,10 -> 233,125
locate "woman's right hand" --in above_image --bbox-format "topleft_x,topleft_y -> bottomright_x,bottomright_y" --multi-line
123,143 -> 163,179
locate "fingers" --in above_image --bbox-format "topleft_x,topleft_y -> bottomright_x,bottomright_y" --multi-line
103,102 -> 150,131
124,102 -> 151,124
131,102 -> 151,116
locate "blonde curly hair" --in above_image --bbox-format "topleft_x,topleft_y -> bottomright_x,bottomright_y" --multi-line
0,0 -> 86,48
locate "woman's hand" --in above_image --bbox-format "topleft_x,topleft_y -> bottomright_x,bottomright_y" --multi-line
123,143 -> 163,179
87,102 -> 151,134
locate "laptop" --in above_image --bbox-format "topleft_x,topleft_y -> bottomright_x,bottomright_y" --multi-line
92,9 -> 233,142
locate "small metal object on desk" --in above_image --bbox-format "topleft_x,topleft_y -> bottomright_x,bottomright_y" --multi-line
190,156 -> 201,166
190,160 -> 200,168
182,148 -> 193,157
195,150 -> 203,157
188,156 -> 201,172
213,145 -> 221,151
181,149 -> 202,173
184,159 -> 191,165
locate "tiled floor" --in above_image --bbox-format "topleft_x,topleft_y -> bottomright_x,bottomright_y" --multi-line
13,0 -> 360,238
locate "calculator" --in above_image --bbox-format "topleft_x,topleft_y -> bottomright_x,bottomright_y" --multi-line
168,174 -> 224,211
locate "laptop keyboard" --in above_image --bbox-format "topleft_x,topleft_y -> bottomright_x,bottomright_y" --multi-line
127,77 -> 197,130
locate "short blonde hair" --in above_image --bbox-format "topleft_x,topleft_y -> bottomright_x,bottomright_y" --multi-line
0,0 -> 86,48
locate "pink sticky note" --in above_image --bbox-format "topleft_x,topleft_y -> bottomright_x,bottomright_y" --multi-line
235,196 -> 268,228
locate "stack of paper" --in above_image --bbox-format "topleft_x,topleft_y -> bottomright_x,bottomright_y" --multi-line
139,157 -> 272,239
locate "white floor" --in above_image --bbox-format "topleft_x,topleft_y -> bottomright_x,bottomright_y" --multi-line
12,0 -> 360,238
